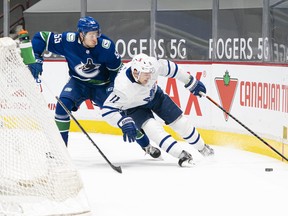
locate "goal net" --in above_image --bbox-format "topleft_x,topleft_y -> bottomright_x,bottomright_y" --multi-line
0,37 -> 91,215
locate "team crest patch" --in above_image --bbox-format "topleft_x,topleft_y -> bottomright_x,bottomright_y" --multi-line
102,39 -> 111,49
66,33 -> 76,42
64,87 -> 72,92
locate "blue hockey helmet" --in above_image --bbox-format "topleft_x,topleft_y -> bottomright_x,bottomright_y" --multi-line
77,16 -> 101,36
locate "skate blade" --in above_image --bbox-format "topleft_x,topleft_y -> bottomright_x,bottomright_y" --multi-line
180,160 -> 196,167
154,155 -> 164,161
145,154 -> 164,161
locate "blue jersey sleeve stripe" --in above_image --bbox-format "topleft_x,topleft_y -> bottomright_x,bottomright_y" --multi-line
102,105 -> 119,110
166,60 -> 171,76
101,105 -> 120,117
171,62 -> 178,78
102,109 -> 119,118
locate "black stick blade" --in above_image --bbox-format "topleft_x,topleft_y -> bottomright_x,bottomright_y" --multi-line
112,165 -> 122,173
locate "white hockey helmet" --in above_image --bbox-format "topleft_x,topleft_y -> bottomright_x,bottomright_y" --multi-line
131,53 -> 154,74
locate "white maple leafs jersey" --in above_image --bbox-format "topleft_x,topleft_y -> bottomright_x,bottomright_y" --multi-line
102,57 -> 190,126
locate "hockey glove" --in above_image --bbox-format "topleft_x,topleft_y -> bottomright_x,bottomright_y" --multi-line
117,116 -> 137,143
185,75 -> 206,97
28,53 -> 43,79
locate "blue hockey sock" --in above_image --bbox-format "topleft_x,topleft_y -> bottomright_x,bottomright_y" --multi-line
55,118 -> 70,146
55,97 -> 74,146
136,130 -> 150,148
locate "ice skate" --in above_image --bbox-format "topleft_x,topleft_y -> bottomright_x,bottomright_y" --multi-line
199,144 -> 214,157
142,145 -> 162,159
178,150 -> 194,167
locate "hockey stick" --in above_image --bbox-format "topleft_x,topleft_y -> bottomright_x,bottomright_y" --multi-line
200,92 -> 288,162
55,96 -> 122,173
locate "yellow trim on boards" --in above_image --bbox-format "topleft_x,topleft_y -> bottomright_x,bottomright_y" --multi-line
70,120 -> 287,162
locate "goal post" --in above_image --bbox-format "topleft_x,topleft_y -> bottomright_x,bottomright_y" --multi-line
0,37 -> 91,215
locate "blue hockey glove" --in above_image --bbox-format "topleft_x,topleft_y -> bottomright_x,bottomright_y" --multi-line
117,116 -> 137,143
185,75 -> 206,97
28,54 -> 43,79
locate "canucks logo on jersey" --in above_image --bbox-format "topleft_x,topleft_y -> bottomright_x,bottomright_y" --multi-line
75,58 -> 101,78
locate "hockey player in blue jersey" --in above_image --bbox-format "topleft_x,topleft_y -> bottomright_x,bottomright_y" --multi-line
102,53 -> 214,166
27,16 -> 161,158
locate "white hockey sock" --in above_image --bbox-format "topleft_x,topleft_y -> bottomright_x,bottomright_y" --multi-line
169,115 -> 205,151
142,119 -> 183,158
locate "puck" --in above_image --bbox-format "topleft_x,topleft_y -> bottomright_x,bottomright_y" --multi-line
265,168 -> 273,172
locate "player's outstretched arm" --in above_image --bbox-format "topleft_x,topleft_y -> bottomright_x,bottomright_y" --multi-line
184,75 -> 206,97
157,59 -> 206,97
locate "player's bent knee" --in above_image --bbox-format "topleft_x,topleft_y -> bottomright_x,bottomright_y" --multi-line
55,97 -> 74,118
169,115 -> 193,137
142,118 -> 167,144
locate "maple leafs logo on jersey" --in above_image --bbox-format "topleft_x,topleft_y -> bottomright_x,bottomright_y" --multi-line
143,83 -> 157,102
75,58 -> 101,78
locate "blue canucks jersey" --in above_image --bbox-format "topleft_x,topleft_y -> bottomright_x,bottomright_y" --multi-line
31,31 -> 122,84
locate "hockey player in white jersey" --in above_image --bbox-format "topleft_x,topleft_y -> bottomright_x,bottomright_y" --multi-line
102,53 -> 214,166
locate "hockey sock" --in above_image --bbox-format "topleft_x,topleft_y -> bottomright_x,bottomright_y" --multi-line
169,115 -> 205,151
55,97 -> 74,146
55,119 -> 70,146
135,130 -> 149,148
142,119 -> 183,158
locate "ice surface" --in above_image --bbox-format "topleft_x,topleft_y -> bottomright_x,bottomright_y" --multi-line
68,132 -> 288,216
